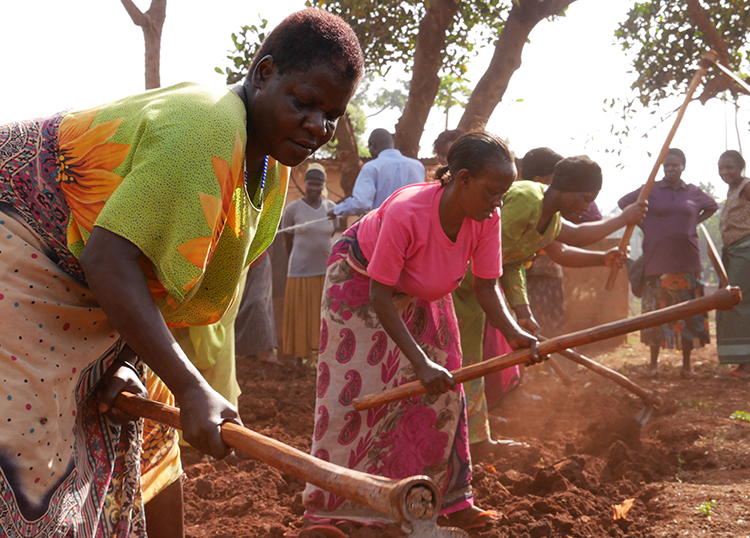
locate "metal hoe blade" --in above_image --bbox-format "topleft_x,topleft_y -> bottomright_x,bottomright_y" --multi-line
401,485 -> 470,537
634,404 -> 654,427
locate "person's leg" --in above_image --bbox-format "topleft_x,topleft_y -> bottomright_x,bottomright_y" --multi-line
680,341 -> 695,378
145,477 -> 185,538
732,363 -> 750,377
649,345 -> 660,372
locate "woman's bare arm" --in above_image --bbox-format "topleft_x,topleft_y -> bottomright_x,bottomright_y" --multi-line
473,276 -> 539,358
80,227 -> 240,459
369,279 -> 455,394
556,200 -> 647,247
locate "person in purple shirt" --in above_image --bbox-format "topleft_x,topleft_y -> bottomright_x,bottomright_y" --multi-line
618,148 -> 719,378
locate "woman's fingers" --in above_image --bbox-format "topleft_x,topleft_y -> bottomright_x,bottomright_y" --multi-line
180,386 -> 240,459
97,363 -> 149,422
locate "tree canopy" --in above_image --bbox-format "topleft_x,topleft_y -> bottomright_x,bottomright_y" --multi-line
616,0 -> 750,107
306,0 -> 506,78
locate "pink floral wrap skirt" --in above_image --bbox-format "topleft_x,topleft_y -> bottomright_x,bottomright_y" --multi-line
302,226 -> 473,525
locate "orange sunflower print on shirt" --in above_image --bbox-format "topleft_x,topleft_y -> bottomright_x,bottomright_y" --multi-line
176,131 -> 245,279
57,107 -> 130,243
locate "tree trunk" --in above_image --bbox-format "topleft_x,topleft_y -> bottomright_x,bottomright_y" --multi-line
458,0 -> 576,131
393,0 -> 460,158
121,0 -> 167,90
333,114 -> 363,198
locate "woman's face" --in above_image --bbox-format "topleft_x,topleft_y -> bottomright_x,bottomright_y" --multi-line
662,153 -> 685,183
305,178 -> 325,202
718,156 -> 744,187
251,59 -> 357,166
461,160 -> 517,222
558,190 -> 599,223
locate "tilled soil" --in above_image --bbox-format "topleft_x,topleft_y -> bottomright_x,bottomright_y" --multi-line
181,342 -> 750,538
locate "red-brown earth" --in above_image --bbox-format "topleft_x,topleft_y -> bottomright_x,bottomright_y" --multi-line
180,340 -> 750,538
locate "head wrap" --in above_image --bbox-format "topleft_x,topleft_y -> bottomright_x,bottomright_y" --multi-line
521,147 -> 563,180
305,162 -> 327,182
549,155 -> 602,192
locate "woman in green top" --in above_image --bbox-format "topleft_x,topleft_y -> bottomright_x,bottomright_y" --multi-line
457,156 -> 648,459
0,9 -> 362,538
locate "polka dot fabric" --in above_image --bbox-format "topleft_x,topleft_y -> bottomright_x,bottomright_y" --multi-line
0,212 -> 143,535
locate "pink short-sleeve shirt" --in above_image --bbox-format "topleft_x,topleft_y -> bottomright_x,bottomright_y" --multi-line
356,182 -> 502,301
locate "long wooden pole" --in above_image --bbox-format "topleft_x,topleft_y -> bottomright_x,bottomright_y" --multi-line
700,223 -> 729,288
605,51 -> 717,291
353,286 -> 740,411
708,58 -> 750,96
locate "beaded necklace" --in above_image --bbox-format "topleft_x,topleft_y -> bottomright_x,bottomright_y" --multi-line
245,155 -> 269,203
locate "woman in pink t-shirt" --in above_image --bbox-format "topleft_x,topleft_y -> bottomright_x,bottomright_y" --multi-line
302,132 -> 536,530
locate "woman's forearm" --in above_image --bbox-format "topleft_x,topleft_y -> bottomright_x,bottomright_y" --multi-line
369,279 -> 454,393
79,227 -> 207,400
369,280 -> 428,367
557,200 -> 647,247
545,241 -> 606,267
557,217 -> 624,247
473,276 -> 521,334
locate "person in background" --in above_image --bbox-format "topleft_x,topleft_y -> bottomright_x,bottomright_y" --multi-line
522,148 -> 602,371
329,128 -> 425,217
522,148 -> 567,340
303,132 -> 537,531
433,128 -> 466,166
618,148 -> 719,378
281,163 -> 338,364
235,252 -> 278,364
0,8 -> 362,537
716,150 -> 750,379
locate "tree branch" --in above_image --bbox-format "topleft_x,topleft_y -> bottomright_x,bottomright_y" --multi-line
685,0 -> 741,103
458,0 -> 575,131
120,0 -> 147,27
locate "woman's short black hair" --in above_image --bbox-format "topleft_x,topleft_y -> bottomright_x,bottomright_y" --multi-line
247,9 -> 363,83
719,149 -> 746,171
549,155 -> 603,192
434,131 -> 513,186
667,147 -> 686,166
521,147 -> 563,180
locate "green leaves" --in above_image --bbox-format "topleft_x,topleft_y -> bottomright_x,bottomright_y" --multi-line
616,0 -> 750,107
214,16 -> 268,84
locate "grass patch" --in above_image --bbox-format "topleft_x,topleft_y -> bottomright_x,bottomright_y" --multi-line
730,410 -> 750,423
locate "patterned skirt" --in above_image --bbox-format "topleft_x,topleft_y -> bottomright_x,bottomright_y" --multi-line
302,226 -> 473,524
640,272 -> 710,350
0,209 -> 178,537
717,234 -> 750,365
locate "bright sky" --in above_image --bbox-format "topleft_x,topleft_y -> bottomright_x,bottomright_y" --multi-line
2,0 -> 747,212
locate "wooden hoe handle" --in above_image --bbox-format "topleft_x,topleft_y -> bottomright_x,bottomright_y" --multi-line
115,392 -> 441,525
700,223 -> 729,288
539,336 -> 661,408
605,51 -> 717,291
353,287 -> 741,411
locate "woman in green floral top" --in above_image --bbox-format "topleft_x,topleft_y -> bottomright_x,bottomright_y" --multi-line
0,9 -> 362,538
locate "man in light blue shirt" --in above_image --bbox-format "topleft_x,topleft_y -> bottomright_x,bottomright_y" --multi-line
330,128 -> 425,216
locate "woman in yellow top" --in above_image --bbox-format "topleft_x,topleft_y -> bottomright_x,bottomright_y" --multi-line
0,9 -> 362,537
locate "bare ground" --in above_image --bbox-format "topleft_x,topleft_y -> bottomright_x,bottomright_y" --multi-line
180,339 -> 750,538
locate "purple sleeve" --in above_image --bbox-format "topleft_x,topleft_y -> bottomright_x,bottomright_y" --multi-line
618,186 -> 642,210
580,200 -> 603,223
694,186 -> 719,213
